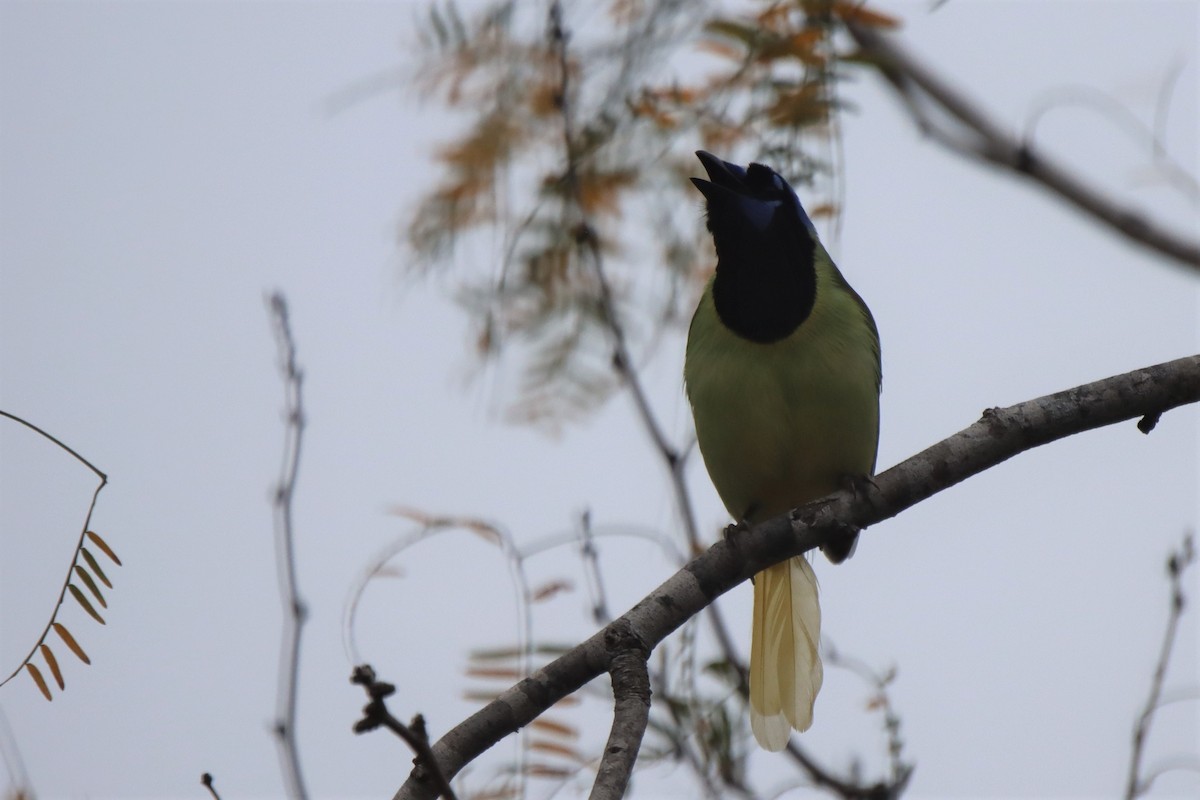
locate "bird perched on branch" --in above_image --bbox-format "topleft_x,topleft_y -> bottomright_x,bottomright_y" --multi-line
684,151 -> 881,750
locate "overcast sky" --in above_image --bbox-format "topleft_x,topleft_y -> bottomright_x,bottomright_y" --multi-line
1,1 -> 1197,799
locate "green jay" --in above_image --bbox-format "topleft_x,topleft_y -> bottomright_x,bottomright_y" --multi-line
684,151 -> 881,750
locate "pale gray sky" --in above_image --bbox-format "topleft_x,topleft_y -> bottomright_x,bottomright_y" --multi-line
1,1 -> 1197,799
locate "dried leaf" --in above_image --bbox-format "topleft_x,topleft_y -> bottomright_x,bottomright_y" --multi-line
54,623 -> 91,664
530,580 -> 573,602
69,584 -> 106,625
465,666 -> 523,680
468,645 -> 524,661
388,507 -> 504,545
73,565 -> 107,608
40,644 -> 64,689
465,788 -> 520,800
523,764 -> 573,779
806,202 -> 838,219
81,547 -> 112,588
577,168 -> 639,217
86,531 -> 122,566
704,19 -> 761,49
832,1 -> 901,29
25,663 -> 51,701
695,38 -> 746,61
530,717 -> 580,739
529,739 -> 585,761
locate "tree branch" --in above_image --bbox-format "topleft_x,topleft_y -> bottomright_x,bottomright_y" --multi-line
846,22 -> 1200,273
1125,533 -> 1196,799
266,292 -> 311,800
392,353 -> 1199,800
589,620 -> 652,800
353,665 -> 459,800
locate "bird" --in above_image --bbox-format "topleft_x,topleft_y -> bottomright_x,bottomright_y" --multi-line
683,151 -> 881,750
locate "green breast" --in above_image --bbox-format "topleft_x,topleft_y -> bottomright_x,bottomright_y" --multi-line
684,261 -> 880,524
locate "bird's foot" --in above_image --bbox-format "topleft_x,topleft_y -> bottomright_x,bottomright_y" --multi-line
723,520 -> 755,584
841,472 -> 879,502
722,519 -> 751,542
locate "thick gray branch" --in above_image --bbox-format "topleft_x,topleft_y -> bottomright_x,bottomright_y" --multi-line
847,23 -> 1200,272
393,354 -> 1200,800
589,620 -> 651,800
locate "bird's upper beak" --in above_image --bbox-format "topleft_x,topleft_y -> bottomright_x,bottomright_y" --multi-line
691,150 -> 779,232
690,151 -> 748,198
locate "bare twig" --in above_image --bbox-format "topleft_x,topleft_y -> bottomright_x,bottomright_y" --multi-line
590,621 -> 652,800
847,23 -> 1200,272
1125,533 -> 1196,799
266,293 -> 310,800
353,665 -> 459,800
824,642 -> 913,791
1022,84 -> 1199,202
578,510 -> 613,625
781,738 -> 898,800
200,772 -> 221,800
393,354 -> 1200,800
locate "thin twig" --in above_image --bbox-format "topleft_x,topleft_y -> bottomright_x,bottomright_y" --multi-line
824,641 -> 913,791
578,510 -> 613,625
266,292 -> 310,800
847,22 -> 1200,272
1125,533 -> 1196,799
353,665 -> 459,800
393,354 -> 1200,800
200,772 -> 221,800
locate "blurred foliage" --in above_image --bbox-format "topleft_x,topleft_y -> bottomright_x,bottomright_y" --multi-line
406,0 -> 898,429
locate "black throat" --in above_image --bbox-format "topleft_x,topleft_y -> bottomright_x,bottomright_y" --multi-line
710,216 -> 817,344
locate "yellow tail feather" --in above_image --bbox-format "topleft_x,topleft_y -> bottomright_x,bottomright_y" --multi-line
749,556 -> 823,751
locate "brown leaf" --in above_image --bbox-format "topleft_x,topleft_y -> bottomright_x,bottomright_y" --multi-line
832,1 -> 901,29
695,38 -> 745,61
81,547 -> 112,588
69,584 -> 106,625
464,788 -> 519,800
40,644 -> 64,689
74,565 -> 107,608
806,202 -> 838,219
25,663 -> 52,701
529,739 -> 585,761
530,717 -> 580,739
465,666 -> 523,680
86,531 -> 123,566
53,623 -> 91,664
530,580 -> 573,602
523,764 -> 573,779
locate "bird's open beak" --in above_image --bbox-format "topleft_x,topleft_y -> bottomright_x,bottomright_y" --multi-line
691,150 -> 747,199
